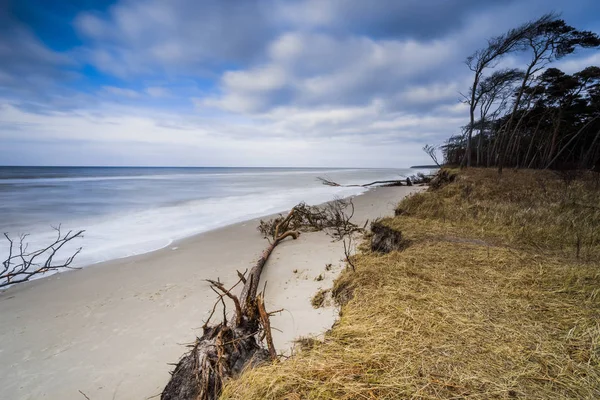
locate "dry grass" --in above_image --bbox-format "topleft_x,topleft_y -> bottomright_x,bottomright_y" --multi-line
221,168 -> 600,399
399,168 -> 600,260
311,289 -> 329,309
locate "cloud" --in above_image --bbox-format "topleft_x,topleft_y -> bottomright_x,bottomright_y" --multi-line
0,21 -> 78,102
74,0 -> 275,78
102,86 -> 140,98
275,0 -> 516,39
554,52 -> 600,74
203,32 -> 461,114
2,0 -> 600,167
0,103 -> 441,167
145,86 -> 170,97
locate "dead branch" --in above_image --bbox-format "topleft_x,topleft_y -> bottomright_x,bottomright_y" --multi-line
236,269 -> 247,284
343,234 -> 356,272
2,226 -> 85,288
316,177 -> 345,186
207,280 -> 244,326
317,176 -> 402,187
256,294 -> 277,361
239,208 -> 300,321
78,390 -> 91,400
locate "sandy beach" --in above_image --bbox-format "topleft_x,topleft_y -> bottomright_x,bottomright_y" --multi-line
0,186 -> 422,400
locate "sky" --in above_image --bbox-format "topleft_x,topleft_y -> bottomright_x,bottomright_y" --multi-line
1,0 -> 599,167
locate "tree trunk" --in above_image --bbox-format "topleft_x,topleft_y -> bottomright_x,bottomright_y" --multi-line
546,108 -> 563,166
498,60 -> 536,173
523,115 -> 544,168
546,115 -> 600,169
582,128 -> 600,168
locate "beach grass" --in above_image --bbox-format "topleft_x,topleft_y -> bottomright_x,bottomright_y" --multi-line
221,168 -> 600,399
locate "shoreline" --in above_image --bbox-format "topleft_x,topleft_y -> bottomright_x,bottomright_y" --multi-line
2,187 -> 368,291
2,166 -> 429,271
0,186 -> 423,400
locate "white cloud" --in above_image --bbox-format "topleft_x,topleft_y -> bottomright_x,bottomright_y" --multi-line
205,32 -> 459,114
145,86 -> 170,97
397,82 -> 462,105
555,52 -> 600,74
74,0 -> 273,77
4,0 -> 599,167
102,86 -> 140,98
0,103 -> 439,167
223,66 -> 288,92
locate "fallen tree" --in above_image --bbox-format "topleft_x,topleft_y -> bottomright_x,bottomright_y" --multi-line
317,173 -> 433,188
162,199 -> 360,400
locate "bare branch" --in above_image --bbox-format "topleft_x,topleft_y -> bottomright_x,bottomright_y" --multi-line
343,235 -> 356,272
256,294 -> 277,361
207,280 -> 243,326
1,228 -> 85,288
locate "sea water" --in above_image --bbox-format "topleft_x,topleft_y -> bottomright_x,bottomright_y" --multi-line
0,166 -> 422,272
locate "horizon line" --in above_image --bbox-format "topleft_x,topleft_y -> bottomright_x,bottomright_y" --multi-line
0,165 -> 421,169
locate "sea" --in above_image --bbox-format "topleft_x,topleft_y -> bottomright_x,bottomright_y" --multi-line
0,166 -> 427,273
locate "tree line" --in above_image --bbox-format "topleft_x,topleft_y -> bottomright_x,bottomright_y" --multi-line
441,13 -> 600,172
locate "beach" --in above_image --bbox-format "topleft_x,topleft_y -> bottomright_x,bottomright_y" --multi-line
0,185 -> 422,400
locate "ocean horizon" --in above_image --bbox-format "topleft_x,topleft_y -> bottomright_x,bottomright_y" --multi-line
0,166 -> 431,275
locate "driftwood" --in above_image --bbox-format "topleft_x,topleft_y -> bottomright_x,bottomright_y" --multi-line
161,209 -> 300,400
1,226 -> 84,288
317,173 -> 432,189
317,177 -> 406,187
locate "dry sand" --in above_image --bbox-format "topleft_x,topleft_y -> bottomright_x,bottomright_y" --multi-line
0,186 -> 422,400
